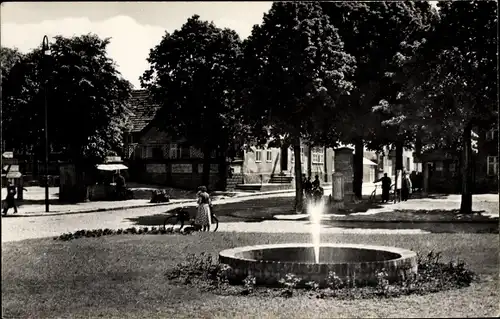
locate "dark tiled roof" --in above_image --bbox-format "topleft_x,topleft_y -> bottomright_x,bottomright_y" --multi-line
126,89 -> 160,133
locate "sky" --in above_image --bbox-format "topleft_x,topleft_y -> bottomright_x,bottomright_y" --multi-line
1,1 -> 438,89
1,2 -> 273,89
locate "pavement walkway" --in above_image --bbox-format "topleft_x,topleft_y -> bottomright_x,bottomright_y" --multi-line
1,191 -> 497,243
2,187 -> 302,217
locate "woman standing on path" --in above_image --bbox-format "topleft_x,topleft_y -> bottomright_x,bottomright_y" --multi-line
195,186 -> 212,231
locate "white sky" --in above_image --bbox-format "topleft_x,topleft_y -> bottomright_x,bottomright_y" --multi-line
0,2 -> 272,89
1,1 -> 438,89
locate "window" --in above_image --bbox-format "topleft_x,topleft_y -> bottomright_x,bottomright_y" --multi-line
435,161 -> 443,171
255,150 -> 262,162
190,147 -> 204,159
406,157 -> 410,171
369,167 -> 375,182
291,149 -> 294,162
312,147 -> 324,164
486,129 -> 497,141
169,144 -> 178,159
152,147 -> 164,159
300,147 -> 304,162
266,150 -> 272,162
181,146 -> 190,159
487,156 -> 498,176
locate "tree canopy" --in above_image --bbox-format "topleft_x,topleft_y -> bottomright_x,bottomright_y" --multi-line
382,0 -> 498,212
1,34 -> 132,165
141,15 -> 243,187
319,1 -> 439,197
240,1 -> 356,210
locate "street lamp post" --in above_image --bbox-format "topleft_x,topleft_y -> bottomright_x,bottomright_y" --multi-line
42,35 -> 51,212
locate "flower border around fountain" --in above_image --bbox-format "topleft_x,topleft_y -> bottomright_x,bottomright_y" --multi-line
219,242 -> 418,287
219,198 -> 418,287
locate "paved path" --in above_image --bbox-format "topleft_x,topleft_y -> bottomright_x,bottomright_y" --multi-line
1,188 -> 302,217
2,192 -> 497,243
0,192 -> 297,243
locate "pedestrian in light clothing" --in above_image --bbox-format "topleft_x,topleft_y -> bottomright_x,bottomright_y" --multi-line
402,172 -> 412,201
195,186 -> 212,232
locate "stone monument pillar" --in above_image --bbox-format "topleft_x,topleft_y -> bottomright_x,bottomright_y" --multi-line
334,147 -> 355,203
331,172 -> 344,210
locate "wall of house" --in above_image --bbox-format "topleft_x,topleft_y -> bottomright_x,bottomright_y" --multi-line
242,144 -> 336,185
475,128 -> 498,193
243,146 -> 282,183
130,161 -> 222,191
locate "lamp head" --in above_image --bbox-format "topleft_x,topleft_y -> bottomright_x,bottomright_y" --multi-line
42,36 -> 51,56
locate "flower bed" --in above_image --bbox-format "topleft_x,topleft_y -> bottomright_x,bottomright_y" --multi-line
55,226 -> 194,241
166,250 -> 476,299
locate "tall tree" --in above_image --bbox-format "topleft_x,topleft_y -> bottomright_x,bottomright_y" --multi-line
1,47 -> 26,151
387,1 -> 497,213
141,15 -> 243,189
2,34 -> 132,171
241,2 -> 356,212
320,1 -> 438,198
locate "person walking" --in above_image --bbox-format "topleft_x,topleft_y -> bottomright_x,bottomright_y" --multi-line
2,181 -> 25,215
114,171 -> 126,199
195,186 -> 212,232
375,173 -> 392,203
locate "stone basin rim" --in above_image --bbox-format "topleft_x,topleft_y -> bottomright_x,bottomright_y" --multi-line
219,243 -> 416,265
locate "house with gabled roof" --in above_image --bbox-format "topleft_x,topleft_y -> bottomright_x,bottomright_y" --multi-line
122,90 -> 340,191
123,90 -> 423,192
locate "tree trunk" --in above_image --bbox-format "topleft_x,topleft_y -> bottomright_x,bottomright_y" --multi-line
353,138 -> 364,199
202,145 -> 211,188
293,135 -> 304,213
395,141 -> 403,202
460,124 -> 473,214
307,145 -> 312,178
217,147 -> 228,191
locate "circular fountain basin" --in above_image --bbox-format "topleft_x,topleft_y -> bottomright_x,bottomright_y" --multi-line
219,243 -> 417,286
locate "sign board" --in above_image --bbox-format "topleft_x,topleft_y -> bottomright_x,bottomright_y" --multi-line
172,164 -> 192,173
146,164 -> 166,173
2,152 -> 13,159
6,172 -> 22,178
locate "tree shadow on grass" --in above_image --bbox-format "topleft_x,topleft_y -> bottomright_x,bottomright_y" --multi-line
320,219 -> 499,234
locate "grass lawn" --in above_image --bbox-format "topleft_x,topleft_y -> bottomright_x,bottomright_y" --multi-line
2,232 -> 498,318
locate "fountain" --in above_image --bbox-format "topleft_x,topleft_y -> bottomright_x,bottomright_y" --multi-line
219,186 -> 418,287
307,198 -> 324,264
